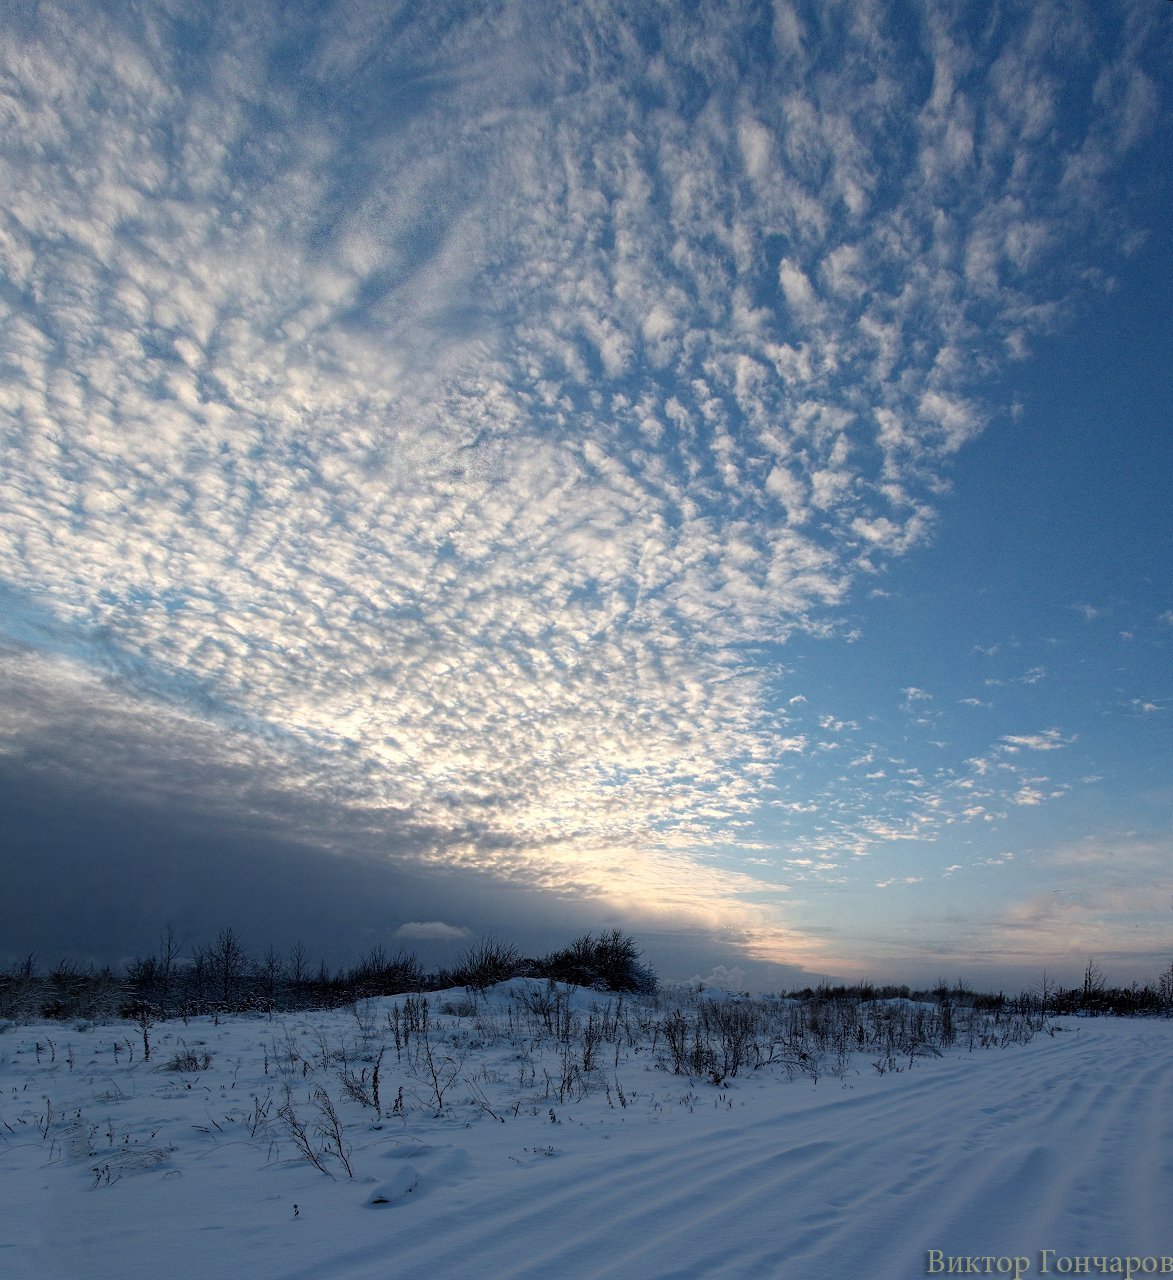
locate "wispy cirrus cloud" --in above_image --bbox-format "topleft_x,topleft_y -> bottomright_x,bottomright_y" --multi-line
0,0 -> 1163,964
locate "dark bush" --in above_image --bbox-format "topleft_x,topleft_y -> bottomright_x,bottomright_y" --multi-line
346,946 -> 425,997
539,929 -> 656,994
453,936 -> 525,992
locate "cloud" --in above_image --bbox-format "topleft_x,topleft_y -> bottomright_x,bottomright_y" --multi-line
826,833 -> 1171,986
0,0 -> 1162,967
395,922 -> 473,943
1001,730 -> 1074,752
985,668 -> 1047,688
689,964 -> 747,992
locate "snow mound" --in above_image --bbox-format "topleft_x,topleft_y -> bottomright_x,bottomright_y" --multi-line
366,1164 -> 419,1206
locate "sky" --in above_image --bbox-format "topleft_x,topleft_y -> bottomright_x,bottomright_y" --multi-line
1,0 -> 1170,991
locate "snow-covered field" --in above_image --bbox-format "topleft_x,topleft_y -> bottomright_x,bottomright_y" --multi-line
2,982 -> 1169,1280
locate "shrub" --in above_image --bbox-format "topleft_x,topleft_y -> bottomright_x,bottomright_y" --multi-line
346,947 -> 424,998
540,930 -> 656,994
453,937 -> 524,992
165,1042 -> 213,1071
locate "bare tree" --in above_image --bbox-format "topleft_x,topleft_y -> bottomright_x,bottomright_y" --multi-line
1034,970 -> 1054,1024
259,945 -> 283,1014
287,940 -> 310,987
157,924 -> 181,1016
1082,958 -> 1106,1009
1158,962 -> 1173,1015
209,927 -> 249,1009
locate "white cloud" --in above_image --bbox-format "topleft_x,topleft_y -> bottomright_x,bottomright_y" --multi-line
395,922 -> 473,943
1001,730 -> 1073,752
0,0 -> 1159,966
690,963 -> 747,992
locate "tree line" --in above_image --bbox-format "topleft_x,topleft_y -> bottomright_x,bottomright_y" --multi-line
0,926 -> 658,1022
2,935 -> 1170,1024
786,960 -> 1173,1020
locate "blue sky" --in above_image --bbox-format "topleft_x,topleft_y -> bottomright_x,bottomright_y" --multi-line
1,0 -> 1170,989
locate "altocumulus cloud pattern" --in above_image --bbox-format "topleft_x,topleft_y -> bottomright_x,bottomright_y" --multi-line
0,0 -> 1164,964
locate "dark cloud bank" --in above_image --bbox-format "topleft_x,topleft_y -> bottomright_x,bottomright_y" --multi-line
0,650 -> 814,988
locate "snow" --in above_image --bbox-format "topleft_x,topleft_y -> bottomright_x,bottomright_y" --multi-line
1,983 -> 1169,1280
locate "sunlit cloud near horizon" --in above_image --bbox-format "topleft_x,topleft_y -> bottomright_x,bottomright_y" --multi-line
1,0 -> 1170,988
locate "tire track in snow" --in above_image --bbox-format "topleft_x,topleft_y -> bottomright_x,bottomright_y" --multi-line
281,1020 -> 1173,1280
825,1021 -> 1173,1273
